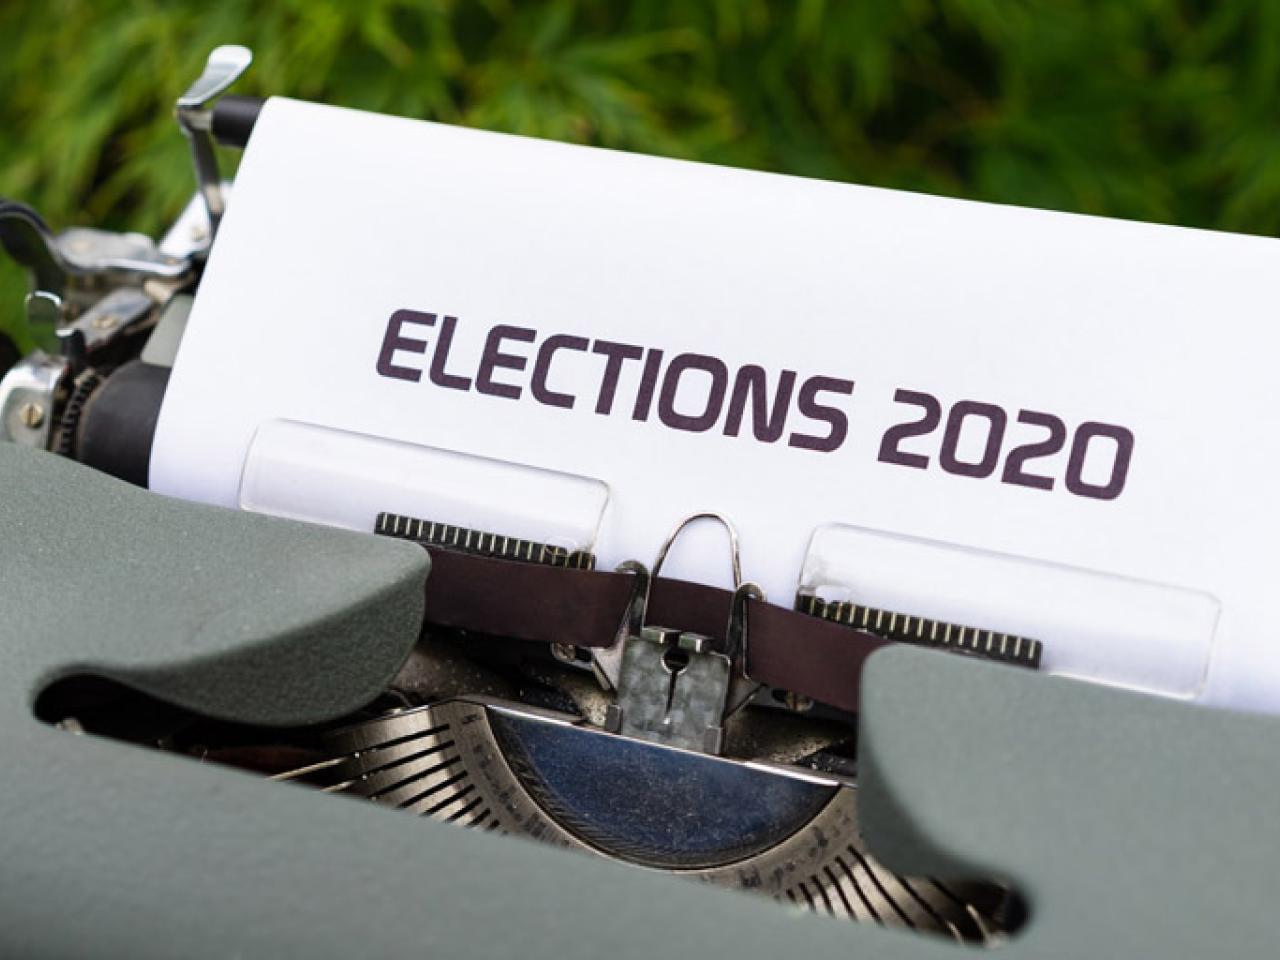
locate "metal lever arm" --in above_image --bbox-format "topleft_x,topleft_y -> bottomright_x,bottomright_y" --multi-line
0,200 -> 67,298
176,45 -> 253,237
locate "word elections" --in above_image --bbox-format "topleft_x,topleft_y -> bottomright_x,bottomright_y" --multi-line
376,309 -> 854,452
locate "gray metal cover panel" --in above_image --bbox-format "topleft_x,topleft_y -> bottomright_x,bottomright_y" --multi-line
0,443 -> 1274,958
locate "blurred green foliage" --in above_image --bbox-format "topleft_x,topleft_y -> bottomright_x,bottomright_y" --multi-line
2,0 -> 1279,347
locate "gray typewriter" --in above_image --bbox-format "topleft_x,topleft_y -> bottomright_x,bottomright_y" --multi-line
1,47 -> 1277,959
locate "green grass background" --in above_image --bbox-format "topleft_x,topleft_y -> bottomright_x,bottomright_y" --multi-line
2,0 -> 1278,348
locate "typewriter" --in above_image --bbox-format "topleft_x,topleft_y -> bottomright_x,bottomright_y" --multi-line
1,47 -> 1277,959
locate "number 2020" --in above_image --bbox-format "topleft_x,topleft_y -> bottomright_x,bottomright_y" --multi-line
877,389 -> 1134,501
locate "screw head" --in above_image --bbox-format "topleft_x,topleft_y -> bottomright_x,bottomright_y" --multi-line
18,402 -> 45,429
550,643 -> 577,665
783,692 -> 815,714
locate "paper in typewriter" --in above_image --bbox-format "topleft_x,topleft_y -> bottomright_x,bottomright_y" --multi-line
152,97 -> 1280,713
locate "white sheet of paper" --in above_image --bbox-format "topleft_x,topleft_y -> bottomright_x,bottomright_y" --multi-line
151,97 -> 1280,712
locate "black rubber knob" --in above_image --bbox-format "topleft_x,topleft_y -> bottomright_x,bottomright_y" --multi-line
211,95 -> 265,149
76,361 -> 170,487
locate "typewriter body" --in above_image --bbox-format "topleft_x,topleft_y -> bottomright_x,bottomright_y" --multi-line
1,48 -> 1278,959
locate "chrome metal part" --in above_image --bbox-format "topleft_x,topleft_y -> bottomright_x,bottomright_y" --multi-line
55,227 -> 189,282
0,352 -> 67,447
278,698 -> 1008,942
177,45 -> 252,236
724,579 -> 765,715
158,190 -> 218,261
648,511 -> 744,589
589,559 -> 648,690
24,290 -> 62,332
58,287 -> 153,353
605,626 -> 731,753
4,212 -> 189,283
0,206 -> 191,307
593,513 -> 765,733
